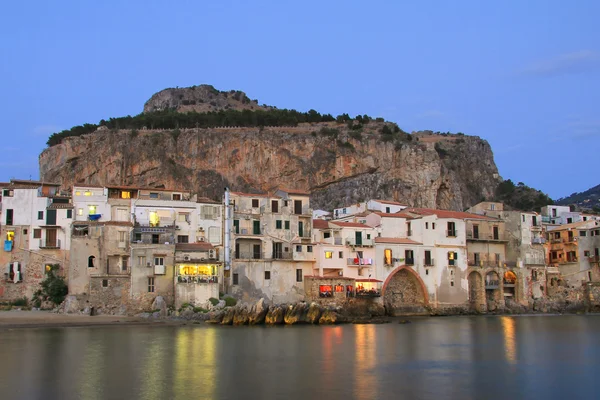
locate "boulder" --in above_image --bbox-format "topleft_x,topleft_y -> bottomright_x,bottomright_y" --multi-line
63,295 -> 81,314
306,302 -> 323,324
206,310 -> 225,324
319,309 -> 341,325
249,298 -> 269,325
180,309 -> 195,320
221,307 -> 235,325
151,296 -> 168,317
215,300 -> 226,310
284,302 -> 309,325
233,304 -> 250,325
368,302 -> 386,317
265,305 -> 285,325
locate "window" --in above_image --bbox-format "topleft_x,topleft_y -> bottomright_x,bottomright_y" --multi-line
474,252 -> 480,265
532,216 -> 537,226
448,251 -> 458,266
405,250 -> 414,265
177,213 -> 190,223
177,235 -> 189,244
66,209 -> 72,219
447,222 -> 456,237
121,191 -> 131,199
424,250 -> 432,266
522,215 -> 525,222
78,208 -> 83,216
472,224 -> 479,239
38,211 -> 44,220
296,269 -> 303,282
490,203 -> 495,210
172,193 -> 181,201
149,193 -> 159,199
154,257 -> 164,266
252,199 -> 259,208
148,277 -> 155,292
152,234 -> 159,244
285,221 -> 290,230
384,249 -> 392,265
432,223 -> 435,230
271,200 -> 279,213
23,229 -> 28,235
33,229 -> 41,239
366,234 -> 371,239
323,232 -> 331,238
88,256 -> 95,268
134,233 -> 142,242
426,222 -> 429,229
102,279 -> 108,287
88,205 -> 97,215
265,270 -> 271,280
122,257 -> 128,271
296,245 -> 302,252
233,273 -> 239,285
580,231 -> 587,237
339,251 -> 343,258
551,251 -> 558,260
2,189 -> 13,197
138,256 -> 147,267
343,208 -> 347,214
325,251 -> 333,259
84,190 -> 92,197
233,220 -> 239,234
584,251 -> 590,257
307,246 -> 313,253
276,220 -> 282,229
554,232 -> 560,239
567,218 -> 573,224
118,231 -> 126,243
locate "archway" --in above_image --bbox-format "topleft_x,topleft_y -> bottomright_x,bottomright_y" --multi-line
468,271 -> 485,312
382,267 -> 428,316
503,270 -> 517,299
485,271 -> 502,311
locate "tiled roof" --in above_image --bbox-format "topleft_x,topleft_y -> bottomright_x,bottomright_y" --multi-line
374,212 -> 416,219
374,237 -> 423,245
312,219 -> 330,229
197,197 -> 221,204
175,242 -> 215,251
329,221 -> 372,228
304,275 -> 356,281
547,220 -> 599,232
405,208 -> 498,220
372,199 -> 406,206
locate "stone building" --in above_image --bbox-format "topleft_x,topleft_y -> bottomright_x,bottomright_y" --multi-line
0,180 -> 72,301
229,189 -> 315,303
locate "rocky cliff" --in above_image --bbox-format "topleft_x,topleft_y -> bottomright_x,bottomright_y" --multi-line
39,130 -> 500,211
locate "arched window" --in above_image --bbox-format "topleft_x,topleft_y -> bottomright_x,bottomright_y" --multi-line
88,256 -> 95,268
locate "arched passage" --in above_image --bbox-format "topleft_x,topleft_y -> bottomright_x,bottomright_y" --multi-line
468,271 -> 485,312
485,271 -> 502,311
382,267 -> 428,316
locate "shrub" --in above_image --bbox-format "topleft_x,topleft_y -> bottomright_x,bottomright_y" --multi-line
380,125 -> 393,135
318,127 -> 339,137
375,117 -> 384,122
11,297 -> 28,307
224,297 -> 237,307
209,297 -> 219,306
336,140 -> 355,151
31,264 -> 68,307
349,131 -> 362,141
193,307 -> 209,313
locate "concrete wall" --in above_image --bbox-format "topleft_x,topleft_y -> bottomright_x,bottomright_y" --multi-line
175,283 -> 218,308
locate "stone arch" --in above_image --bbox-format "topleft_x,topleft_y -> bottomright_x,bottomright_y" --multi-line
382,266 -> 429,316
467,271 -> 485,312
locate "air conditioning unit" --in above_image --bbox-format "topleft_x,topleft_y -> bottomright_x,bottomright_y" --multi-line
176,225 -> 181,230
184,255 -> 190,261
338,271 -> 343,276
199,237 -> 205,242
208,249 -> 217,259
146,262 -> 152,267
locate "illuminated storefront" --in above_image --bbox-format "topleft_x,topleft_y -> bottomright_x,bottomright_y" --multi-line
177,264 -> 219,283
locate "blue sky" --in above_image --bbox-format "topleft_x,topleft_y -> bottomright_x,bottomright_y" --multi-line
1,1 -> 598,200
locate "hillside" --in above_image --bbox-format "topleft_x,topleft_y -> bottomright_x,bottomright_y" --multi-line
39,85 -> 504,211
556,184 -> 600,211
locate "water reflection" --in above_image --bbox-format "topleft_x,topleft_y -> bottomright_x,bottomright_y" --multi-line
501,316 -> 517,364
354,324 -> 377,400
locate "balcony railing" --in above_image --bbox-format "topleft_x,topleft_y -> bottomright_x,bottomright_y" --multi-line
468,260 -> 501,268
345,237 -> 374,247
550,238 -> 562,244
447,230 -> 457,237
177,275 -> 219,284
563,237 -> 577,243
404,258 -> 415,266
424,258 -> 435,267
234,251 -> 263,260
134,223 -> 176,233
271,251 -> 293,260
467,232 -> 507,241
355,289 -> 381,298
347,258 -> 374,266
503,279 -> 516,287
485,280 -> 500,289
531,237 -> 546,244
39,239 -> 61,249
524,257 -> 546,266
589,256 -> 600,264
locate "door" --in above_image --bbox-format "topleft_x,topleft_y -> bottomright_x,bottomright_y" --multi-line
6,209 -> 13,225
298,221 -> 304,237
273,242 -> 282,259
424,250 -> 432,266
253,220 -> 261,235
271,200 -> 279,213
46,209 -> 57,225
46,228 -> 57,247
405,249 -> 414,265
253,244 -> 261,259
493,226 -> 499,240
355,231 -> 362,246
294,200 -> 302,215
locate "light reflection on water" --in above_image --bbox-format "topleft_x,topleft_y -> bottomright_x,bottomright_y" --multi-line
0,316 -> 599,400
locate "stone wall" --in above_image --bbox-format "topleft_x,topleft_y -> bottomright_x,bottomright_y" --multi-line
89,276 -> 131,314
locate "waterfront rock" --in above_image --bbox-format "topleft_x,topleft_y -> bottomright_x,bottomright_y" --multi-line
319,309 -> 342,325
306,302 -> 323,324
63,295 -> 81,314
152,296 -> 168,317
180,309 -> 195,320
221,307 -> 235,325
206,310 -> 225,324
215,300 -> 226,310
249,298 -> 269,325
368,302 -> 386,317
284,302 -> 309,324
265,305 -> 285,325
233,304 -> 250,325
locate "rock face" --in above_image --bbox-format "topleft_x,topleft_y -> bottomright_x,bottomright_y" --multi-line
265,305 -> 285,325
39,88 -> 501,211
144,85 -> 270,114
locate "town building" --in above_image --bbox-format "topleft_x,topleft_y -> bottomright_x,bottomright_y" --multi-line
0,180 -> 72,301
332,199 -> 407,219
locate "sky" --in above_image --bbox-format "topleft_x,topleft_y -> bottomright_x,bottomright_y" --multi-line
1,0 -> 598,200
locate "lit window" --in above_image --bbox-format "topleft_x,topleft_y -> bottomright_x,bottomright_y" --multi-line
88,205 -> 97,215
78,208 -> 83,216
121,191 -> 131,199
149,211 -> 159,227
384,248 -> 392,265
75,191 -> 81,196
325,251 -> 333,259
84,190 -> 92,197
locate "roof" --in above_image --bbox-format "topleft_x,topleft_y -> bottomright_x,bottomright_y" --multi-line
547,220 -> 599,232
329,221 -> 372,228
372,199 -> 406,206
356,278 -> 383,283
197,197 -> 221,204
175,242 -> 215,251
74,183 -> 189,193
405,207 -> 498,221
374,211 -> 416,219
375,237 -> 423,245
229,191 -> 270,197
276,187 -> 311,196
11,179 -> 61,186
312,219 -> 330,229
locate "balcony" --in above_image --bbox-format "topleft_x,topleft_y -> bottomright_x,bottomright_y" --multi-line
234,227 -> 262,237
404,258 -> 415,266
503,279 -> 516,288
424,258 -> 435,267
530,225 -> 542,231
447,230 -> 457,238
134,223 -> 176,234
345,237 -> 374,247
39,239 -> 61,249
270,251 -> 293,260
131,236 -> 175,245
466,232 -> 508,242
550,238 -> 562,244
468,260 -> 501,268
589,256 -> 600,264
355,289 -> 381,298
347,258 -> 374,266
485,280 -> 500,289
234,251 -> 263,260
563,237 -> 577,244
177,275 -> 219,284
531,237 -> 546,244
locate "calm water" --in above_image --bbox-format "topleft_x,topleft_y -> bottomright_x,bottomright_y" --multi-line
1,316 -> 599,400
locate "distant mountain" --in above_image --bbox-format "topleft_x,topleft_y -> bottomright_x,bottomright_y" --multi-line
556,184 -> 600,211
